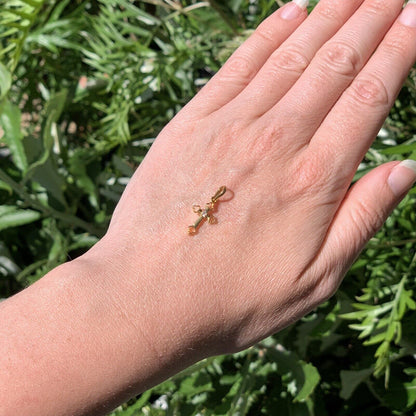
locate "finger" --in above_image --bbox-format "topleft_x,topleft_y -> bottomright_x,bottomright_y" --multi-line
263,0 -> 404,146
308,2 -> 416,169
181,1 -> 308,120
309,161 -> 416,301
229,0 -> 365,118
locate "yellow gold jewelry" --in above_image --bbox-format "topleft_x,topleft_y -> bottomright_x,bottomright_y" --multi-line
188,186 -> 227,235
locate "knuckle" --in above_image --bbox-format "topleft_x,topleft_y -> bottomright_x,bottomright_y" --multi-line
348,76 -> 390,107
269,44 -> 310,75
254,22 -> 276,44
318,41 -> 361,77
223,53 -> 257,84
315,2 -> 343,25
290,152 -> 332,197
244,122 -> 287,162
350,198 -> 385,238
365,0 -> 391,17
383,36 -> 409,59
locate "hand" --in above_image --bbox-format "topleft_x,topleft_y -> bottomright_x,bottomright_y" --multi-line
89,0 -> 416,356
3,1 -> 416,415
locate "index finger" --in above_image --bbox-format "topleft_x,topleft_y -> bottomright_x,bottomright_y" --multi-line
184,1 -> 308,118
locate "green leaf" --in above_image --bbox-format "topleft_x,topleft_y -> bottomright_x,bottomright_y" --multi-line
0,205 -> 41,231
380,144 -> 416,155
25,89 -> 68,178
266,347 -> 320,402
375,341 -> 390,359
68,149 -> 98,208
340,368 -> 373,400
294,362 -> 321,402
229,0 -> 245,13
68,234 -> 99,252
404,368 -> 416,377
0,62 -> 11,100
0,179 -> 13,194
20,132 -> 67,209
179,372 -> 213,397
405,293 -> 416,310
370,370 -> 416,412
404,378 -> 416,409
112,154 -> 134,177
0,241 -> 21,276
41,88 -> 67,149
0,100 -> 28,172
364,331 -> 387,346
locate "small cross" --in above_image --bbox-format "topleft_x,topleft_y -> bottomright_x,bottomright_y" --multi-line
188,186 -> 227,235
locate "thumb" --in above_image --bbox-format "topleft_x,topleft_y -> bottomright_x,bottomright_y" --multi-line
314,160 -> 416,295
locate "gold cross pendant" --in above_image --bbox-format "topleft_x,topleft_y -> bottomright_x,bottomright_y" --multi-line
188,186 -> 227,235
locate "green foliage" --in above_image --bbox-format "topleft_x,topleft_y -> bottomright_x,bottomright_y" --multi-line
342,268 -> 416,386
0,0 -> 46,72
110,341 -> 321,416
1,0 -> 416,414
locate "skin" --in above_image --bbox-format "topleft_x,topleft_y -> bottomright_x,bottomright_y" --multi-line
1,0 -> 416,415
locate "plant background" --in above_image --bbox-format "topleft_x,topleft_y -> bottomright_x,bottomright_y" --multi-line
0,0 -> 416,415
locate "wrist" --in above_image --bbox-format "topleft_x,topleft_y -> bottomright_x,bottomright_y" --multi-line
0,247 -> 208,416
80,236 -> 216,381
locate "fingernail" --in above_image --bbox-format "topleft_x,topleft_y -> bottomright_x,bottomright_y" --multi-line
399,1 -> 416,28
387,160 -> 416,196
280,0 -> 309,21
